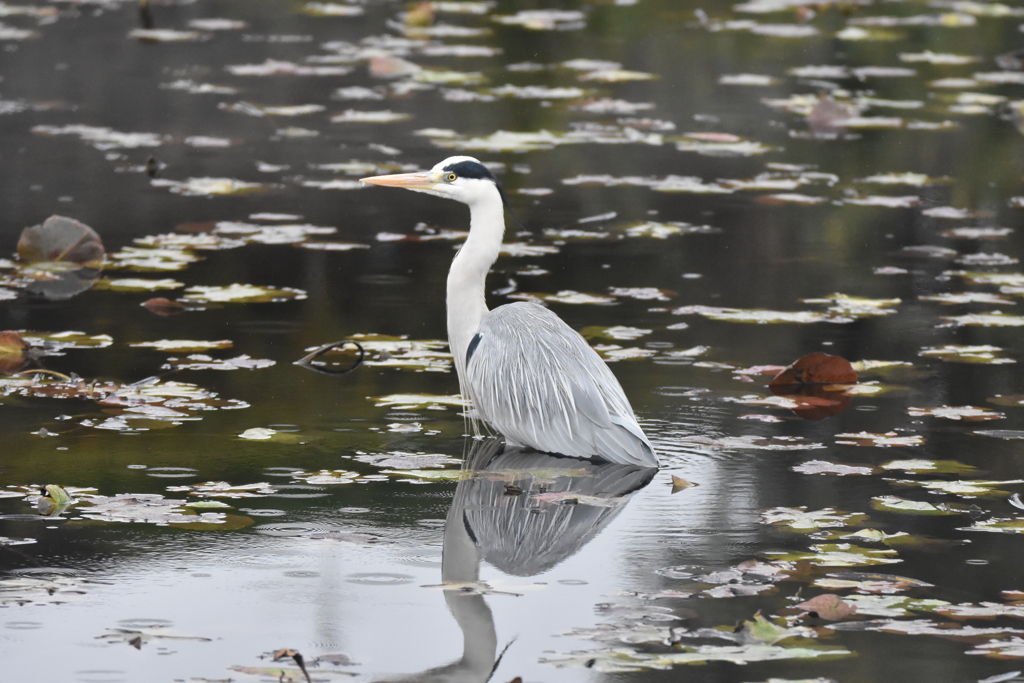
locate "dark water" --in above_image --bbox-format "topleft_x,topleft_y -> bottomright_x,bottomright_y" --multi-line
3,0 -> 1024,680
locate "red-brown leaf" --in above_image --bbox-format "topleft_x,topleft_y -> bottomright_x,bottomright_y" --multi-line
796,593 -> 857,620
769,353 -> 858,388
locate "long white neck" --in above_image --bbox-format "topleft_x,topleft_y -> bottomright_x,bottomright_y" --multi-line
446,188 -> 505,390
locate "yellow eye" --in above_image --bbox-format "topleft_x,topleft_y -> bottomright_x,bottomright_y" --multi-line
446,173 -> 457,182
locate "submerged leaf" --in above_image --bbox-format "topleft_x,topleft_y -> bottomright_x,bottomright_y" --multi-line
17,216 -> 104,265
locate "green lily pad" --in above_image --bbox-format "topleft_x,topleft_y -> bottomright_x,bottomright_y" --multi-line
759,507 -> 868,531
763,543 -> 901,567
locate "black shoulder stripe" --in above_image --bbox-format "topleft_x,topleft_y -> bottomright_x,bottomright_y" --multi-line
466,332 -> 483,365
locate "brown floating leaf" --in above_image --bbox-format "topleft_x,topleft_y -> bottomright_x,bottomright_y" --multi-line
796,593 -> 858,620
671,475 -> 696,493
141,297 -> 187,316
0,330 -> 29,374
17,215 -> 105,265
770,353 -> 858,388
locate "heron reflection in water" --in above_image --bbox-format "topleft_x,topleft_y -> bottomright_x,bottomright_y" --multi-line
362,158 -> 659,468
386,438 -> 656,683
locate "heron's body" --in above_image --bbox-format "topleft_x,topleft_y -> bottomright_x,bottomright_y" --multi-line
362,157 -> 658,468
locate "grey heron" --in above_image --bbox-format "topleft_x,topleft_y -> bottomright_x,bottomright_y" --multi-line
361,156 -> 659,468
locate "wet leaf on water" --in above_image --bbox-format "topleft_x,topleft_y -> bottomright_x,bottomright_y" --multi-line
792,460 -> 877,476
796,594 -> 858,621
770,353 -> 858,388
166,481 -> 275,498
840,595 -> 951,618
239,428 -> 277,440
674,133 -> 777,156
887,477 -> 1024,498
331,109 -> 412,123
759,507 -> 868,531
581,326 -> 652,341
354,451 -> 460,469
942,227 -> 1014,239
941,312 -> 1024,327
937,602 -> 1024,620
509,290 -> 616,305
856,172 -> 942,186
541,643 -> 851,671
489,84 -> 586,99
382,469 -> 474,481
0,330 -> 28,374
17,215 -> 105,265
958,518 -> 1024,534
129,339 -> 233,352
718,73 -> 779,86
32,124 -> 164,150
921,293 -> 1015,306
226,59 -> 352,76
946,271 -> 1024,287
594,345 -> 658,362
300,2 -> 364,16
151,177 -> 271,196
907,405 -> 1004,421
881,458 -> 979,479
493,9 -> 585,30
671,475 -> 695,493
373,393 -> 465,409
920,344 -> 1015,364
95,278 -> 184,292
835,432 -> 924,447
988,395 -> 1024,408
871,495 -> 971,515
292,470 -> 361,485
21,331 -> 114,350
814,572 -> 933,594
684,434 -> 825,451
672,305 -> 837,324
579,69 -> 656,83
801,294 -> 901,317
956,252 -> 1019,266
570,98 -> 655,114
74,492 -> 252,529
129,28 -> 204,42
845,195 -> 921,208
141,297 -> 188,316
166,354 -> 277,371
763,543 -> 901,567
899,50 -> 979,64
181,284 -> 307,303
0,575 -> 97,606
220,101 -> 326,117
96,625 -> 212,646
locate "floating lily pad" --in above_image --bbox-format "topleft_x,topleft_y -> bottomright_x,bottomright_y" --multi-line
181,284 -> 307,303
880,459 -> 975,474
167,481 -> 275,498
958,518 -> 1024,534
759,507 -> 868,531
941,312 -> 1024,327
920,344 -> 1015,364
792,460 -> 877,475
763,543 -> 901,567
373,393 -> 465,409
130,339 -> 233,352
907,405 -> 1004,421
871,495 -> 969,515
835,432 -> 924,447
151,177 -> 270,196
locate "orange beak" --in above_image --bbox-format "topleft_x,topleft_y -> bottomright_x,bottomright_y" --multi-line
360,171 -> 439,189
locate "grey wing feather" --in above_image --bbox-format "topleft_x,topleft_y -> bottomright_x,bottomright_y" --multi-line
464,302 -> 658,467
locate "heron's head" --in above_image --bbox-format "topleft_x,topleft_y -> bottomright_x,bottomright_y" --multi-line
360,156 -> 502,207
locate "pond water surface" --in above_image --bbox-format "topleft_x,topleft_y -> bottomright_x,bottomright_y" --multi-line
3,0 -> 1024,681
